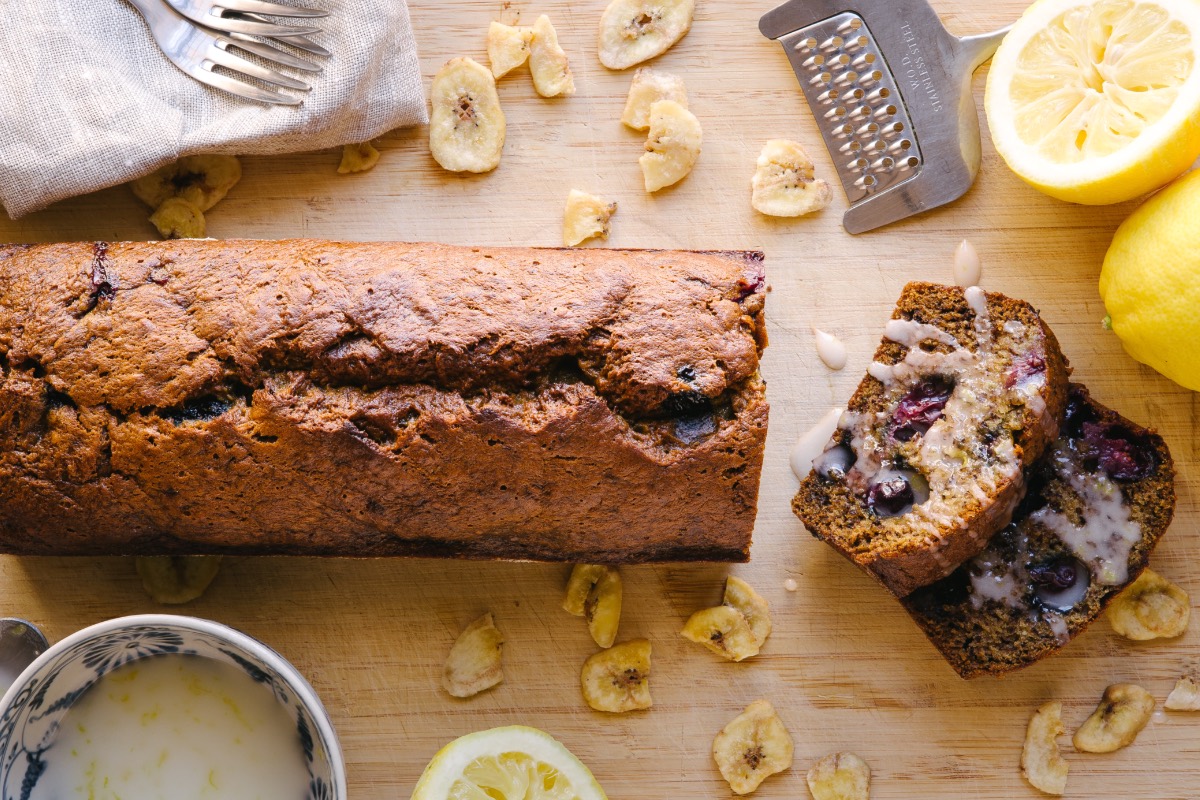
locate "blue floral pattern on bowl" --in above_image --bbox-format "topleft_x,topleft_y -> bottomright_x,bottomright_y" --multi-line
0,616 -> 344,800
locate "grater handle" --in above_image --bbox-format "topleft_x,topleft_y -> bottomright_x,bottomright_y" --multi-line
956,25 -> 1012,72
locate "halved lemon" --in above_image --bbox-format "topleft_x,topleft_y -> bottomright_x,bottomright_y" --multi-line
985,0 -> 1200,204
410,726 -> 609,800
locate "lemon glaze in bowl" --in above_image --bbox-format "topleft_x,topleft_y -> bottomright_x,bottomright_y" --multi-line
0,614 -> 345,800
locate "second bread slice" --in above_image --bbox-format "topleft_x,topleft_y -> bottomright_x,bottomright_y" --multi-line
902,384 -> 1175,677
794,282 -> 1070,595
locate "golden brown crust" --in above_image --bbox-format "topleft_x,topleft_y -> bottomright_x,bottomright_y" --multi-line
0,240 -> 768,560
793,282 -> 1070,596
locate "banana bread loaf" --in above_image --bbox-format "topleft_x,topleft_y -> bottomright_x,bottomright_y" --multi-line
0,239 -> 768,561
903,385 -> 1175,677
794,282 -> 1070,596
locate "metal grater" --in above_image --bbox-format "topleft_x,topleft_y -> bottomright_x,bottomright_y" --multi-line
760,0 -> 1010,234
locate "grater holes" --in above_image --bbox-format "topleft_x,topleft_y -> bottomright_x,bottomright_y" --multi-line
785,11 -> 922,203
843,35 -> 867,53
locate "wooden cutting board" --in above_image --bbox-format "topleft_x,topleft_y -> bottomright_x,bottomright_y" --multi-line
1,1 -> 1197,797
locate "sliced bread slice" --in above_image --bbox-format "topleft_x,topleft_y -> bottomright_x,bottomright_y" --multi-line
902,384 -> 1176,678
794,282 -> 1070,595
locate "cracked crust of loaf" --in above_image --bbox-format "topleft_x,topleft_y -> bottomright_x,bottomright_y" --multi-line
0,240 -> 768,560
793,282 -> 1071,596
902,386 -> 1175,678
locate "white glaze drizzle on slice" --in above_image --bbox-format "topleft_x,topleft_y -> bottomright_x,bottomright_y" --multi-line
1044,612 -> 1071,644
1031,448 -> 1142,586
965,531 -> 1080,645
813,328 -> 848,370
968,531 -> 1032,610
882,319 -> 959,349
953,240 -> 982,287
790,407 -> 845,480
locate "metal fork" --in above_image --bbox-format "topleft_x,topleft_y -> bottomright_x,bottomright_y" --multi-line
222,10 -> 331,57
163,0 -> 326,37
126,0 -> 314,105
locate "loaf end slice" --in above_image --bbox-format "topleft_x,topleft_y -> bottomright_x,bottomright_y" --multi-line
902,385 -> 1175,678
794,282 -> 1070,596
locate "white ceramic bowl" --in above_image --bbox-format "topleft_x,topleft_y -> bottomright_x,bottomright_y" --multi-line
0,614 -> 345,800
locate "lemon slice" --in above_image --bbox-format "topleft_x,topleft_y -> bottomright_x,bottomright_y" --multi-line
410,726 -> 608,800
985,0 -> 1200,204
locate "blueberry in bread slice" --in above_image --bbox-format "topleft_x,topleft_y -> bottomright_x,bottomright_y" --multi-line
903,385 -> 1175,678
793,282 -> 1070,596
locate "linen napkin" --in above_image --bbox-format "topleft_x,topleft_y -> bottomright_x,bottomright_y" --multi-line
0,0 -> 427,219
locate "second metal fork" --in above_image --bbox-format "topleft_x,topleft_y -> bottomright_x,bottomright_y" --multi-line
163,0 -> 327,37
125,0 -> 321,105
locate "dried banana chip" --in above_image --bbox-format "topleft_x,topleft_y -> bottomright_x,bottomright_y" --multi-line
338,142 -> 380,174
429,57 -> 506,173
564,189 -> 618,246
529,15 -> 575,97
712,700 -> 793,795
751,139 -> 833,217
1073,683 -> 1155,754
598,0 -> 696,70
1165,675 -> 1200,711
580,639 -> 652,713
621,67 -> 688,131
723,576 -> 771,648
806,752 -> 871,800
681,604 -> 760,661
1107,568 -> 1190,640
564,564 -> 608,616
585,567 -> 623,649
640,99 -> 701,192
149,198 -> 206,240
487,21 -> 533,78
443,613 -> 505,698
131,155 -> 242,211
1021,701 -> 1068,796
135,555 -> 223,605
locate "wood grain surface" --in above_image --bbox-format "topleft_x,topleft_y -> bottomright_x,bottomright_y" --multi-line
2,1 -> 1198,797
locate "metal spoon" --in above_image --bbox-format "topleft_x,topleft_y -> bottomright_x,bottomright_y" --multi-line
0,619 -> 49,696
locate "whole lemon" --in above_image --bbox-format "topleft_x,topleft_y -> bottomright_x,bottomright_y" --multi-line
1100,169 -> 1200,391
